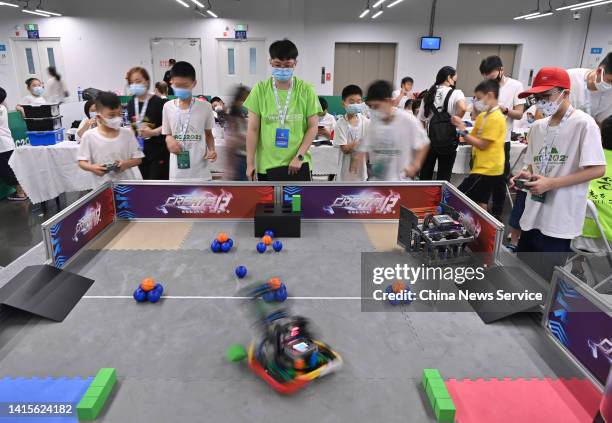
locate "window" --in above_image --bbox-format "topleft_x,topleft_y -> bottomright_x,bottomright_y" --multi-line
249,48 -> 257,75
47,48 -> 56,68
228,48 -> 235,75
25,48 -> 35,74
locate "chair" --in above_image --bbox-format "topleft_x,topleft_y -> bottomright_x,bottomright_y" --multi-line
565,200 -> 612,293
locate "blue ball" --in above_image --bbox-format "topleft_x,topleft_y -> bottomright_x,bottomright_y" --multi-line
227,238 -> 234,248
154,283 -> 164,295
272,240 -> 283,252
385,284 -> 400,305
211,240 -> 222,253
235,265 -> 247,279
256,242 -> 267,254
147,289 -> 162,303
221,241 -> 232,253
133,288 -> 147,303
275,284 -> 288,302
264,230 -> 275,238
262,291 -> 276,302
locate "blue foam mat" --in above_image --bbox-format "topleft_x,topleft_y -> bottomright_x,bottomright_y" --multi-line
0,376 -> 93,422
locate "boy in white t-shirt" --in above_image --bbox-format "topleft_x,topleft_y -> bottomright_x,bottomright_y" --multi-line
333,84 -> 369,181
511,67 -> 605,279
0,87 -> 27,200
317,97 -> 336,141
77,92 -> 144,184
392,77 -> 414,109
567,52 -> 612,125
162,61 -> 216,181
356,80 -> 430,181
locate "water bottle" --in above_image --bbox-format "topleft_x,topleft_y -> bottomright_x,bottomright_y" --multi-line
77,86 -> 83,102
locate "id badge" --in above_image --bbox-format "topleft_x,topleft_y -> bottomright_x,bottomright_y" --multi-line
531,192 -> 546,203
177,150 -> 191,169
275,128 -> 289,148
136,135 -> 145,150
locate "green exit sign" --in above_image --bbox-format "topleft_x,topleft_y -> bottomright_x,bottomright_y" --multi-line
235,24 -> 248,32
25,23 -> 38,31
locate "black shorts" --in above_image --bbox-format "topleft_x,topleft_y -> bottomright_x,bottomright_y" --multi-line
458,173 -> 504,204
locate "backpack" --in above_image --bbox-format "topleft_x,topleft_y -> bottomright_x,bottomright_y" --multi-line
428,88 -> 459,154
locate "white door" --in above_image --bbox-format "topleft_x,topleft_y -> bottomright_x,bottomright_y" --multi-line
151,38 -> 203,94
12,39 -> 65,99
217,39 -> 266,96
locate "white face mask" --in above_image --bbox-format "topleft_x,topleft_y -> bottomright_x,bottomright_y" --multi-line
90,111 -> 97,119
537,90 -> 566,118
103,116 -> 123,129
595,69 -> 612,92
473,99 -> 487,113
214,106 -> 223,112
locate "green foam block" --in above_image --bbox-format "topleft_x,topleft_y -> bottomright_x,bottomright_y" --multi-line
291,195 -> 301,212
434,397 -> 456,422
426,378 -> 446,405
226,344 -> 247,362
422,368 -> 442,388
90,368 -> 116,388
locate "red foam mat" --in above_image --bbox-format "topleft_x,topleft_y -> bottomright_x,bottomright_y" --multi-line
445,377 -> 602,423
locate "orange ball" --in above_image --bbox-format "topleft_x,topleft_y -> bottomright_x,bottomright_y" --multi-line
268,277 -> 282,290
217,232 -> 229,243
141,278 -> 156,292
262,235 -> 272,245
392,281 -> 407,294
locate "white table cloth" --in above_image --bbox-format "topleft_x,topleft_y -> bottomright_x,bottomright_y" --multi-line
8,141 -> 98,204
444,142 -> 528,175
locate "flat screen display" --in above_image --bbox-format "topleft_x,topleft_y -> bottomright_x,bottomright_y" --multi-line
421,37 -> 441,51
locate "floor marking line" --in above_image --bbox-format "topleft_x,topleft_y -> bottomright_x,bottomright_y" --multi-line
82,295 -> 364,300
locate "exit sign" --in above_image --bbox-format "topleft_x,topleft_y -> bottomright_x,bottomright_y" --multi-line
25,23 -> 38,31
235,24 -> 248,31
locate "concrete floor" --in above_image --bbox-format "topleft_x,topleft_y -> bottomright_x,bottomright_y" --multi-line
0,221 -> 581,423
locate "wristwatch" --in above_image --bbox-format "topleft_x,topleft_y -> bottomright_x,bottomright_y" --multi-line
502,107 -> 509,115
297,154 -> 304,162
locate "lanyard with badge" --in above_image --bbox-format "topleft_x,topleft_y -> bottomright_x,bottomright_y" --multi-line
532,105 -> 574,203
174,99 -> 194,169
134,96 -> 150,150
272,77 -> 293,148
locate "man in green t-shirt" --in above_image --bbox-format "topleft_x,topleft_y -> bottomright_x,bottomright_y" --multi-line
583,116 -> 612,241
244,39 -> 321,181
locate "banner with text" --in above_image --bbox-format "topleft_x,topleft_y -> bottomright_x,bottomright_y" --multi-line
283,185 -> 442,219
113,184 -> 274,219
46,186 -> 115,268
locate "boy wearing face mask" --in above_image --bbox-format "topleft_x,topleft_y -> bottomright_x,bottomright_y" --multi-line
77,92 -> 143,183
333,85 -> 369,181
317,97 -> 336,141
511,67 -> 605,276
452,80 -> 507,211
356,80 -> 429,181
162,61 -> 217,181
244,39 -> 321,181
567,52 -> 612,125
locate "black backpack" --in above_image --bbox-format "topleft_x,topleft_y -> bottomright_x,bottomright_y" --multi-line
428,88 -> 459,154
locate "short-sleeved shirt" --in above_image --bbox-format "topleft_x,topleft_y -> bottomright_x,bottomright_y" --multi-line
568,68 -> 612,124
0,105 -> 15,153
162,99 -> 214,181
520,109 -> 606,239
392,89 -> 414,109
470,108 -> 507,176
583,148 -> 612,241
126,95 -> 167,156
498,77 -> 526,141
359,109 -> 430,181
20,95 -> 46,106
77,127 -> 144,184
417,86 -> 465,125
333,113 -> 369,181
318,113 -> 336,138
243,77 -> 322,174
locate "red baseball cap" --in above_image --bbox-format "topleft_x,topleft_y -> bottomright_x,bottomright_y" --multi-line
518,67 -> 571,99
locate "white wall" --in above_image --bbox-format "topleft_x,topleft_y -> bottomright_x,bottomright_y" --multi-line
580,7 -> 612,68
0,0 -> 609,108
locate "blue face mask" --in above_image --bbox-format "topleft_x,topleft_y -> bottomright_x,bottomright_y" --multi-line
346,103 -> 364,115
32,86 -> 45,96
173,87 -> 192,100
272,67 -> 294,82
130,84 -> 147,96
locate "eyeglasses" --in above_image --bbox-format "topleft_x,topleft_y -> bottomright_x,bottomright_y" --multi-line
533,89 -> 562,102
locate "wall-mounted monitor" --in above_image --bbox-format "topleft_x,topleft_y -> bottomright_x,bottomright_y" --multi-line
420,36 -> 441,51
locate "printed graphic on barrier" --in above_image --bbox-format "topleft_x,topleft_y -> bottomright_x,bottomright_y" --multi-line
113,184 -> 274,219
